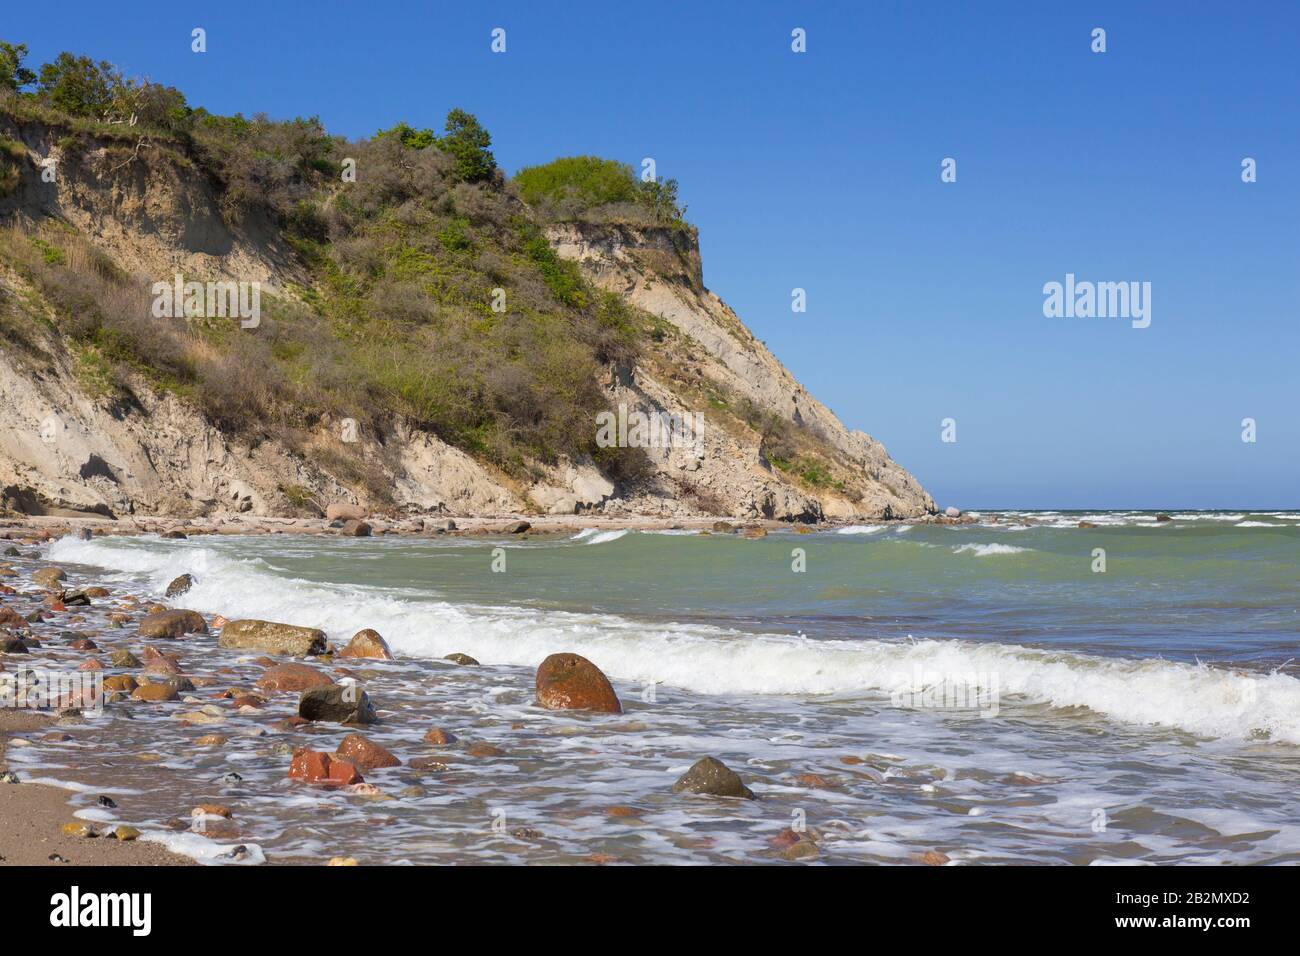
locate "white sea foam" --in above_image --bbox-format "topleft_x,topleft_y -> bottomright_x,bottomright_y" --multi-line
1235,521 -> 1283,528
836,525 -> 885,535
570,528 -> 630,543
45,535 -> 1300,745
952,543 -> 1029,557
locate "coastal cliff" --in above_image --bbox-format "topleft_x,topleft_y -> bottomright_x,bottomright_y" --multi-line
0,78 -> 933,523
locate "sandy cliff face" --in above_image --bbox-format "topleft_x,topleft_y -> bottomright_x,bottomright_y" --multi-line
0,120 -> 932,521
548,223 -> 934,520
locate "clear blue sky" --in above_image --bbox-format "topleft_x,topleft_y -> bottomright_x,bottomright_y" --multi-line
7,1 -> 1297,508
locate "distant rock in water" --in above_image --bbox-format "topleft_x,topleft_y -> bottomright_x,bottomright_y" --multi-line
338,628 -> 394,661
444,652 -> 478,666
165,574 -> 194,597
673,757 -> 755,799
944,506 -> 961,518
298,683 -> 377,724
535,653 -> 622,713
1156,513 -> 1173,522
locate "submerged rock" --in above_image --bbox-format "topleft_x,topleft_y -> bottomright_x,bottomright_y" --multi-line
298,683 -> 376,724
288,748 -> 364,785
535,653 -> 622,713
131,681 -> 179,702
337,628 -> 394,660
257,662 -> 334,692
219,619 -> 327,656
672,757 -> 755,799
33,567 -> 67,589
443,652 -> 478,666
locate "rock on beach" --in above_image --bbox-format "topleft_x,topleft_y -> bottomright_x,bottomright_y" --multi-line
218,619 -> 327,656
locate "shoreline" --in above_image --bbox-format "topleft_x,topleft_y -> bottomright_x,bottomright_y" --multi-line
0,510 -> 978,543
0,711 -> 193,866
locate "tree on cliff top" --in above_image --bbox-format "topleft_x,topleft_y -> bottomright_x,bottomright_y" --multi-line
0,42 -> 36,93
438,109 -> 496,183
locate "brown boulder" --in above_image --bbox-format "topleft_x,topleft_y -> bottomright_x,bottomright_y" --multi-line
335,733 -> 401,771
535,653 -> 621,713
139,609 -> 208,638
288,748 -> 364,785
102,675 -> 138,693
0,607 -> 27,630
340,519 -> 371,537
131,681 -> 179,703
257,662 -> 334,693
143,656 -> 182,676
32,567 -> 67,589
337,628 -> 393,661
326,503 -> 366,522
423,728 -> 457,745
672,756 -> 755,799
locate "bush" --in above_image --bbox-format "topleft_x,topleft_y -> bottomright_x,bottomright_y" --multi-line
514,156 -> 641,209
513,155 -> 686,225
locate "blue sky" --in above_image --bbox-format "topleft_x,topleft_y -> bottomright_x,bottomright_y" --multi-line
7,1 -> 1297,508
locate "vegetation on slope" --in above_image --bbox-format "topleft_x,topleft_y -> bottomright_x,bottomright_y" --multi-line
0,41 -> 686,490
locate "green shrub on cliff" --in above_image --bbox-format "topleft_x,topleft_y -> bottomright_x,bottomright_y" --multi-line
514,155 -> 686,226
